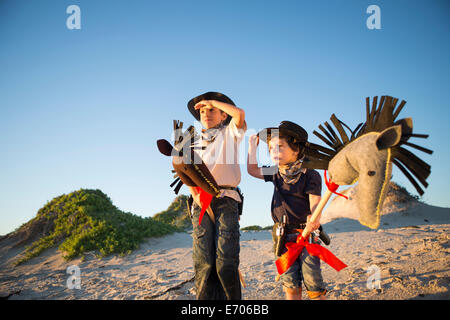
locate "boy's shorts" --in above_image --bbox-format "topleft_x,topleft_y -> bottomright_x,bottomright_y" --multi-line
276,233 -> 326,295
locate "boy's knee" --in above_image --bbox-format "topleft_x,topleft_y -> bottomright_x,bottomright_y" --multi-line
192,242 -> 215,271
216,257 -> 239,275
194,258 -> 214,274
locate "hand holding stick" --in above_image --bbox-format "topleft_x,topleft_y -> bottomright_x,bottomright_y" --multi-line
301,189 -> 333,240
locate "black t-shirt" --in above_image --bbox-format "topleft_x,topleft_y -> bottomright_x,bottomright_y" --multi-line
263,166 -> 322,225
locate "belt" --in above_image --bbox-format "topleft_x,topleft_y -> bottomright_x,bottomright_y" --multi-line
285,223 -> 307,234
219,185 -> 238,191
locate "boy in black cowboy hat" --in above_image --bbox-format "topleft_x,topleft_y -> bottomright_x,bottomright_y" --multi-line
187,92 -> 246,300
247,121 -> 327,300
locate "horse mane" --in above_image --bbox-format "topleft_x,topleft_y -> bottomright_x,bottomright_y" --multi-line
302,96 -> 432,195
167,120 -> 207,194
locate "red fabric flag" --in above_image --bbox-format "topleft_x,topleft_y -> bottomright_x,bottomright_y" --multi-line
276,234 -> 347,275
194,186 -> 213,225
324,170 -> 348,200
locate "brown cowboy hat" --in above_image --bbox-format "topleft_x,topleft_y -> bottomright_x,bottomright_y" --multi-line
187,91 -> 234,125
257,120 -> 308,145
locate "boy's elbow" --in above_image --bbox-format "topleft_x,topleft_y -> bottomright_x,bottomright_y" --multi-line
234,108 -> 245,129
247,165 -> 263,180
248,171 -> 259,179
239,109 -> 245,121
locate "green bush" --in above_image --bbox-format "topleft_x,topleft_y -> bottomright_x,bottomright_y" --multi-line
14,189 -> 178,265
241,225 -> 272,231
152,194 -> 191,229
241,225 -> 263,231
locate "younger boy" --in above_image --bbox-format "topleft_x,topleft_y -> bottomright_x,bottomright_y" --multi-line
247,120 -> 327,300
187,92 -> 246,300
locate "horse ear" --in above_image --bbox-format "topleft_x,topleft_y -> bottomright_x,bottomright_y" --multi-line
394,117 -> 413,141
376,125 -> 402,150
157,139 -> 174,156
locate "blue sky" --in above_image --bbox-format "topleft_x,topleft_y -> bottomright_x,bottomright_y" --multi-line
0,0 -> 449,235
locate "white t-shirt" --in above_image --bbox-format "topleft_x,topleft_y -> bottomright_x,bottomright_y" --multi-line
194,119 -> 247,202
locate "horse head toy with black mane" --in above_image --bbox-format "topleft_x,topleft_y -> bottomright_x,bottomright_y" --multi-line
301,95 -> 432,231
156,121 -> 221,225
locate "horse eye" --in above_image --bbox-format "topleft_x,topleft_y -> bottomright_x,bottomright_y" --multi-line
368,171 -> 376,176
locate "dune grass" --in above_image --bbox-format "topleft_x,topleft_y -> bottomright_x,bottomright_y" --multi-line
14,189 -> 179,265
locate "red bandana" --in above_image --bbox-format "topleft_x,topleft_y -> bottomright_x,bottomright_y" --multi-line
276,232 -> 347,275
194,186 -> 214,225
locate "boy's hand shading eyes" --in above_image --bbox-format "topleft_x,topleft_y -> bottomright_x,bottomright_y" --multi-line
194,100 -> 212,110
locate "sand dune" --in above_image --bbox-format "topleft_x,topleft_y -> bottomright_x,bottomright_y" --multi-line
1,193 -> 449,300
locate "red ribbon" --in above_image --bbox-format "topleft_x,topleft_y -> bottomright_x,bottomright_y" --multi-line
194,187 -> 213,225
324,170 -> 348,200
275,233 -> 347,275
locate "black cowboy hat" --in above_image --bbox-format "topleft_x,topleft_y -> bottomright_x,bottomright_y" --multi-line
257,120 -> 308,145
187,91 -> 234,125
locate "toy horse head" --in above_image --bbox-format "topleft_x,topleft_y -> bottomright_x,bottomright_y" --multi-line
327,125 -> 402,228
157,120 -> 221,197
302,96 -> 432,229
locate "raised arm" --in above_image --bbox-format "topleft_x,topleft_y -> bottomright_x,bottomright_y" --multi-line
194,99 -> 246,129
247,134 -> 265,180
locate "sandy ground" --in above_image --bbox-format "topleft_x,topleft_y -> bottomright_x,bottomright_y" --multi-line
0,201 -> 449,300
